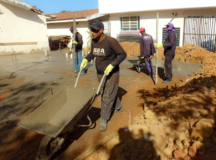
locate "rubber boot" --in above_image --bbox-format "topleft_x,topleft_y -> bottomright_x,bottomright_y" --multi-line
115,107 -> 123,112
99,119 -> 107,132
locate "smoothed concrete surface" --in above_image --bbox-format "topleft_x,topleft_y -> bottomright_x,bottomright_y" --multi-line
127,57 -> 203,78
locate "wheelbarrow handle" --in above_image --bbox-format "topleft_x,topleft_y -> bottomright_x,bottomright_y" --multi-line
74,68 -> 83,88
85,72 -> 107,114
96,72 -> 107,95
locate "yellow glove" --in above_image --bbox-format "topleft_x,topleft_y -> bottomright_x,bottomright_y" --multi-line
155,44 -> 163,49
104,64 -> 114,76
154,53 -> 156,57
80,59 -> 88,69
73,40 -> 77,45
141,57 -> 144,59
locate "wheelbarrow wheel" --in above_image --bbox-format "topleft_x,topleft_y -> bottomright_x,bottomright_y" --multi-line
37,135 -> 65,160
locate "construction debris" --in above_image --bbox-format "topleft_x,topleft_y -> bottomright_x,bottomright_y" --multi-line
48,35 -> 71,50
30,6 -> 43,14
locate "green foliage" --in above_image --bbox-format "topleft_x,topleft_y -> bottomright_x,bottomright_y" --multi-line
60,10 -> 71,13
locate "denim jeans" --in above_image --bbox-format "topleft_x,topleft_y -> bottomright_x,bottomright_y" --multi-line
75,50 -> 85,73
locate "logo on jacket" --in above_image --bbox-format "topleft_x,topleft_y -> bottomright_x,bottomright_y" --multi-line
143,36 -> 151,40
93,48 -> 105,56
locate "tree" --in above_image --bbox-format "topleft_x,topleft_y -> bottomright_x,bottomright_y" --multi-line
60,10 -> 71,13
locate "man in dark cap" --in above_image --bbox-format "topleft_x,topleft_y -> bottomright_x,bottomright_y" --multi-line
139,27 -> 156,78
155,22 -> 176,83
80,20 -> 127,131
70,26 -> 85,74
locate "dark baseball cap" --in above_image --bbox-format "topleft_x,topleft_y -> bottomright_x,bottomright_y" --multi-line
90,20 -> 104,30
69,26 -> 73,31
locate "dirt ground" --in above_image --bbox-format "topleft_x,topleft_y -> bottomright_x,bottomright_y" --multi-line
120,42 -> 215,65
84,46 -> 216,160
0,46 -> 216,160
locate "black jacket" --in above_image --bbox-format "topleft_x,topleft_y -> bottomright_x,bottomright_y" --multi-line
72,32 -> 83,52
85,36 -> 127,74
163,31 -> 176,55
139,34 -> 156,57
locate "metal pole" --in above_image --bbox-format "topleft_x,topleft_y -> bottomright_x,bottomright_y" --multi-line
73,13 -> 76,74
155,13 -> 159,85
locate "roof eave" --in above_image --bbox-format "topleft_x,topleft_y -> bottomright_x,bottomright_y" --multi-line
46,18 -> 88,24
86,13 -> 108,20
0,0 -> 31,11
99,6 -> 216,14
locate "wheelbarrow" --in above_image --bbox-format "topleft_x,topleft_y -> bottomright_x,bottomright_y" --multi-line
128,56 -> 154,73
18,69 -> 106,160
127,56 -> 146,73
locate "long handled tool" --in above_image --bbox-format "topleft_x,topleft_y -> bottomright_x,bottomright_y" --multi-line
74,68 -> 83,88
75,70 -> 107,127
86,72 -> 107,112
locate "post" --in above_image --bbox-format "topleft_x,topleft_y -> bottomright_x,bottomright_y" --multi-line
44,44 -> 48,58
155,13 -> 159,85
72,13 -> 76,74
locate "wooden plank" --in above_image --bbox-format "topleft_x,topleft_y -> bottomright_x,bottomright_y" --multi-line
75,112 -> 144,160
155,13 -> 159,85
0,42 -> 37,46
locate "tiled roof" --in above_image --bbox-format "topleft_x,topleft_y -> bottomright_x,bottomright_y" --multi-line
47,9 -> 99,21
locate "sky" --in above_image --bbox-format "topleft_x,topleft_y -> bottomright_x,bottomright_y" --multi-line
24,0 -> 98,14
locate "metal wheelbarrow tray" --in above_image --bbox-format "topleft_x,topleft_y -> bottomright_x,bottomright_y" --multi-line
18,87 -> 94,138
18,70 -> 106,160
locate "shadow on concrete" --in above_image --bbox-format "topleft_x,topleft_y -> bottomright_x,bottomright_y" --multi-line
50,107 -> 101,160
118,87 -> 128,101
108,128 -> 160,160
0,79 -> 59,160
128,65 -> 165,81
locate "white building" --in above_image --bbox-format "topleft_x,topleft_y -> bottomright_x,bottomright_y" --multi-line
46,9 -> 109,52
98,0 -> 216,51
0,0 -> 50,55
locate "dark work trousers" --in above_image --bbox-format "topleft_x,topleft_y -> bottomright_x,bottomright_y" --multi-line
97,71 -> 122,120
164,53 -> 175,80
144,57 -> 154,77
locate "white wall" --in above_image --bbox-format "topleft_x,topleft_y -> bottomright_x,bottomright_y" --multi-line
99,0 -> 216,14
109,8 -> 216,46
0,2 -> 49,55
47,21 -> 90,51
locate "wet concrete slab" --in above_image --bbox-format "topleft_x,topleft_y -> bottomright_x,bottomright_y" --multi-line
0,51 -> 204,160
127,57 -> 203,78
0,52 -> 74,82
120,69 -> 136,77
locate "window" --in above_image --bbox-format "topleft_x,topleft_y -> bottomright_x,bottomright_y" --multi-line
121,16 -> 140,31
162,27 -> 180,46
